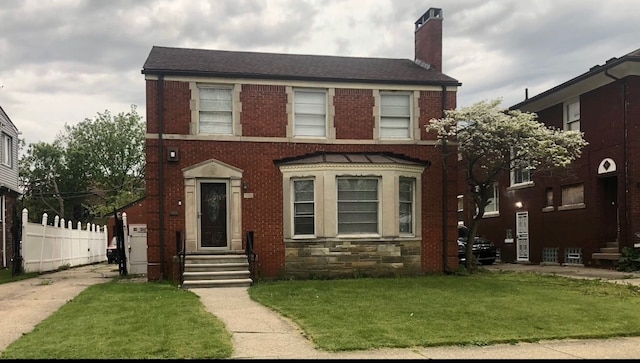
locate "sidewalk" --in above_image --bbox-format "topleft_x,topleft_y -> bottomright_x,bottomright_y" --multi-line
3,262 -> 640,359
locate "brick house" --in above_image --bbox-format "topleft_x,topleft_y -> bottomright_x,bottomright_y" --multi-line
141,7 -> 461,283
106,196 -> 147,243
463,48 -> 640,267
1,106 -> 21,273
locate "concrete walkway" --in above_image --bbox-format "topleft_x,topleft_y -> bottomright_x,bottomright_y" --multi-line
3,262 -> 640,358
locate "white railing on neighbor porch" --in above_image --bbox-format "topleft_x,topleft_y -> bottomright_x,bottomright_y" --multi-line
20,208 -> 108,273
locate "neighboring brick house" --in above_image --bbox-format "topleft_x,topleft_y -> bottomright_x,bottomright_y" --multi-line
0,106 -> 21,272
106,196 -> 147,243
141,7 -> 461,282
462,48 -> 640,267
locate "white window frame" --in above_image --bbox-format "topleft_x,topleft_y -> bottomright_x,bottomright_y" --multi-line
510,149 -> 532,187
293,89 -> 327,137
337,177 -> 380,235
198,85 -> 233,135
484,182 -> 499,216
1,132 -> 12,167
457,194 -> 464,225
292,178 -> 315,237
399,177 -> 415,234
279,165 -> 424,239
564,98 -> 580,131
380,92 -> 412,139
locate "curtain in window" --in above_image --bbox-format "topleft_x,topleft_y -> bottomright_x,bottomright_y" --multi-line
381,94 -> 410,138
199,88 -> 233,134
294,91 -> 326,137
337,178 -> 378,234
399,178 -> 413,233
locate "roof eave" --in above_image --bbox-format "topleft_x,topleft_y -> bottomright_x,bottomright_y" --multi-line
510,57 -> 640,112
141,68 -> 461,87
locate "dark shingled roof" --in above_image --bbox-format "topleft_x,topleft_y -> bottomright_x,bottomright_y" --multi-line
274,152 -> 431,168
142,46 -> 460,86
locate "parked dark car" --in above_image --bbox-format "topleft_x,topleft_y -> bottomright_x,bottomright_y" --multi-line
457,225 -> 497,265
107,237 -> 119,264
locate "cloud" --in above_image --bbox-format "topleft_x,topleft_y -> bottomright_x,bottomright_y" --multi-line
1,0 -> 639,146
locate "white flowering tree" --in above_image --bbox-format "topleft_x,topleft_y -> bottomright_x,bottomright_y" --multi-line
427,99 -> 588,272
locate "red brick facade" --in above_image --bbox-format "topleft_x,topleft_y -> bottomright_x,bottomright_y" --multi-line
144,79 -> 459,281
460,60 -> 640,267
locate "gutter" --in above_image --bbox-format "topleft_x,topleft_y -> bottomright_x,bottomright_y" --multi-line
604,68 -> 627,245
441,85 -> 449,272
157,74 -> 165,280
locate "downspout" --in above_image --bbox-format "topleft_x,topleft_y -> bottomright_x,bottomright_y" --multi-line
1,194 -> 5,267
157,74 -> 165,280
441,85 -> 449,272
604,68 -> 627,245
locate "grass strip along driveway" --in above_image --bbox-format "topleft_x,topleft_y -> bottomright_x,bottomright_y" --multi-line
2,270 -> 640,359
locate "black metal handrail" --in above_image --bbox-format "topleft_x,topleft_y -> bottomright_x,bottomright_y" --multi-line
245,231 -> 257,281
177,231 -> 186,285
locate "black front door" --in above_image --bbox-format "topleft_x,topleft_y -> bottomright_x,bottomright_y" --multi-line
199,182 -> 228,249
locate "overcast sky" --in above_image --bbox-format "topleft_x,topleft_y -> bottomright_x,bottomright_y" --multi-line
1,0 -> 639,147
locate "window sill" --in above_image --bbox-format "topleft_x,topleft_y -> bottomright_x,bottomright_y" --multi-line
507,181 -> 535,191
542,206 -> 554,212
482,211 -> 499,218
558,203 -> 586,211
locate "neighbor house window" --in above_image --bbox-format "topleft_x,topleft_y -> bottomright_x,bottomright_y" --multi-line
545,188 -> 554,207
561,183 -> 584,206
294,90 -> 326,137
485,182 -> 499,215
199,87 -> 233,134
337,177 -> 379,234
1,133 -> 12,167
512,167 -> 531,185
457,194 -> 464,224
565,99 -> 580,131
293,179 -> 315,236
510,148 -> 532,186
399,178 -> 414,234
380,93 -> 411,138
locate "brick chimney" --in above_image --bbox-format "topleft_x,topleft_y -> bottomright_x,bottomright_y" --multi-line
414,8 -> 443,72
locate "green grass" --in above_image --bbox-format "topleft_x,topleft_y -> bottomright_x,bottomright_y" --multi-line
2,269 -> 640,358
0,268 -> 38,284
0,280 -> 233,359
248,271 -> 640,351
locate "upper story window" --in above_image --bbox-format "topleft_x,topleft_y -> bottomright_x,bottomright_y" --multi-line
457,194 -> 464,224
565,98 -> 580,131
199,87 -> 233,134
380,93 -> 411,139
485,182 -> 499,215
337,177 -> 379,234
399,178 -> 415,234
510,148 -> 532,187
293,179 -> 315,236
294,89 -> 327,137
512,167 -> 531,185
1,132 -> 12,167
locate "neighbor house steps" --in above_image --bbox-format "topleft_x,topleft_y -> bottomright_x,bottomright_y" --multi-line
181,253 -> 253,289
592,241 -> 621,267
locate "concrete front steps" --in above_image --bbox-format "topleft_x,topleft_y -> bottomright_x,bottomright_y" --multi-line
181,252 -> 253,289
592,241 -> 621,268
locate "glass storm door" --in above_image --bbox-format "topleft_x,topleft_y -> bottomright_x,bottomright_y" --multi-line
198,182 -> 229,249
516,211 -> 529,262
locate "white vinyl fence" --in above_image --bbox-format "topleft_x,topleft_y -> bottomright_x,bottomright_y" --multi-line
20,208 -> 108,273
